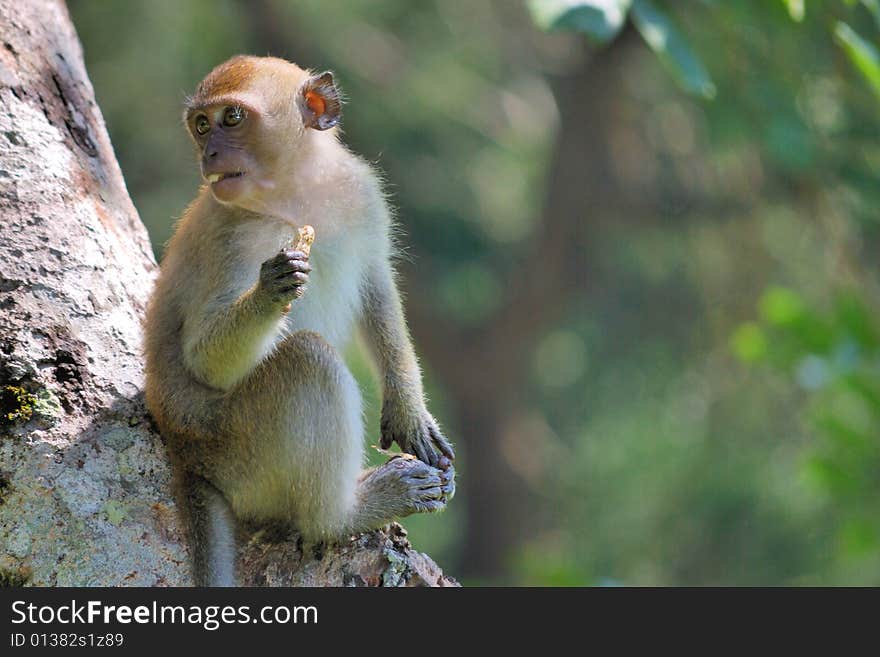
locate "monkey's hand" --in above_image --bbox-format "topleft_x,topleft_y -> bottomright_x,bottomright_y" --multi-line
380,403 -> 455,470
257,248 -> 312,308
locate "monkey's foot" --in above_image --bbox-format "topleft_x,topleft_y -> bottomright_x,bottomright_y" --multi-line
367,456 -> 455,516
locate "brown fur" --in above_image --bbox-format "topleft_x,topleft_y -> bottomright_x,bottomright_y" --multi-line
144,56 -> 454,586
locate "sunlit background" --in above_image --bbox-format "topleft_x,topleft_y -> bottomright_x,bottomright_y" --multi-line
69,0 -> 880,585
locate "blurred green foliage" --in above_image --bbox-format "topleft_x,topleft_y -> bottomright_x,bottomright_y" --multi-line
68,0 -> 880,584
528,0 -> 716,97
734,289 -> 880,580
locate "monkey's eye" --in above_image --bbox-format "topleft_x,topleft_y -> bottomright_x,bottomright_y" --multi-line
194,115 -> 210,136
223,106 -> 245,127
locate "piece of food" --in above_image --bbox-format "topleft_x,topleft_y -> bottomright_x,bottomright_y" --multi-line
294,224 -> 315,257
279,225 -> 315,315
371,445 -> 418,461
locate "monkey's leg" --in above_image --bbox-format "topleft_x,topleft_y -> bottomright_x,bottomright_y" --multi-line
217,330 -> 365,539
217,330 -> 452,541
178,473 -> 237,587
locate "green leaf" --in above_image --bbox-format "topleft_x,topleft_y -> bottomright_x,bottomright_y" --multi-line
840,517 -> 880,556
804,455 -> 859,496
631,0 -> 716,99
834,293 -> 879,349
782,0 -> 804,22
844,374 -> 880,413
731,322 -> 767,362
814,414 -> 871,453
759,287 -> 805,326
527,0 -> 632,43
835,22 -> 880,99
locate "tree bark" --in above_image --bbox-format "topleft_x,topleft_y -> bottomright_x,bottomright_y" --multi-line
0,0 -> 455,587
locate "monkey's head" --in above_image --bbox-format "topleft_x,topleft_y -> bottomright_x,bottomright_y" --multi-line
184,56 -> 342,206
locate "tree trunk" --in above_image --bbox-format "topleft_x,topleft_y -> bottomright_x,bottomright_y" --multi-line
403,29 -> 644,579
0,0 -> 454,587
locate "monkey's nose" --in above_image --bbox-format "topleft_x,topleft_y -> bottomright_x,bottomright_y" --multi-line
202,151 -> 219,170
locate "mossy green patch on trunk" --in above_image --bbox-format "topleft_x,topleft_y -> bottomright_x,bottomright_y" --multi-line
0,563 -> 31,587
0,385 -> 36,426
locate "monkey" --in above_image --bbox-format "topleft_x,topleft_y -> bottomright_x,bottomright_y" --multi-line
143,55 -> 455,587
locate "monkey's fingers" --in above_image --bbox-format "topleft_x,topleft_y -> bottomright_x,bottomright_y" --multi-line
274,255 -> 312,277
409,438 -> 433,466
428,423 -> 455,462
440,467 -> 456,500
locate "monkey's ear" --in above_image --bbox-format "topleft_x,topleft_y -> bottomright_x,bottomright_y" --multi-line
299,72 -> 342,130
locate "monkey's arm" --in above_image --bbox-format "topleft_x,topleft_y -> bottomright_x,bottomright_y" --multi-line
183,249 -> 311,390
361,261 -> 455,467
182,286 -> 283,390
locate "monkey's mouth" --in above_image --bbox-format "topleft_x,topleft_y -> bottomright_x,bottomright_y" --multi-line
206,171 -> 245,184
